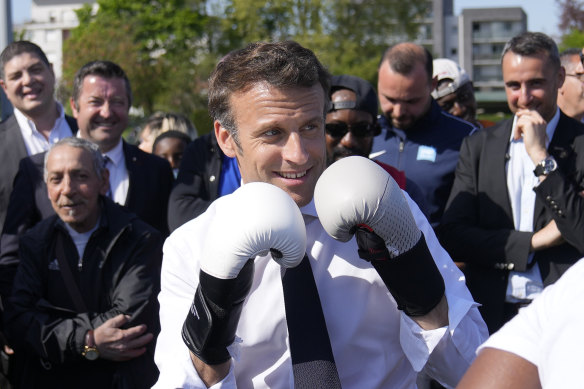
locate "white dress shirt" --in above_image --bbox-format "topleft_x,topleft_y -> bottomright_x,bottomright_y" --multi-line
14,102 -> 73,155
479,257 -> 584,387
102,139 -> 129,206
153,188 -> 488,389
505,109 -> 559,302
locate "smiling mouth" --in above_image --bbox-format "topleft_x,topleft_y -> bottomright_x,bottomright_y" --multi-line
279,171 -> 307,179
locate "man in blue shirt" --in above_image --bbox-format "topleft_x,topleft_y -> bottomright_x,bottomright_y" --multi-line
372,43 -> 477,227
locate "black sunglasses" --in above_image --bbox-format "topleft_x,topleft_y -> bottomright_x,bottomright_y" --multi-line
325,122 -> 379,138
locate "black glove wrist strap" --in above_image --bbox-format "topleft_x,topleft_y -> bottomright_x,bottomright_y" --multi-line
182,259 -> 254,365
357,231 -> 445,316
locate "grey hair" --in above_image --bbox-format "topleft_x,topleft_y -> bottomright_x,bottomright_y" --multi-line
44,137 -> 105,182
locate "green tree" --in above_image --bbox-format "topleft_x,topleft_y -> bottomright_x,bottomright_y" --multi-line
211,0 -> 427,84
61,0 -> 428,133
557,0 -> 584,51
62,0 -> 213,132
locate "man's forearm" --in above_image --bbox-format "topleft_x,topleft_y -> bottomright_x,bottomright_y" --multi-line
191,352 -> 231,387
412,295 -> 448,330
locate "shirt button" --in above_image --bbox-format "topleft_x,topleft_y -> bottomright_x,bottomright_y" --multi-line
210,175 -> 216,182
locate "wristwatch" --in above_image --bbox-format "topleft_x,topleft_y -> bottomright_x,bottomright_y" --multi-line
533,156 -> 557,177
82,329 -> 99,361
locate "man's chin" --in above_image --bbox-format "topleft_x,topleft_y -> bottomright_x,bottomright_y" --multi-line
391,119 -> 413,130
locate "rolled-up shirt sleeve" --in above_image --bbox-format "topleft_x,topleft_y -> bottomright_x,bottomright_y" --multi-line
398,193 -> 488,387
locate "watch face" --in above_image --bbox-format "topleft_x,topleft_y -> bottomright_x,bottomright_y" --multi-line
544,159 -> 556,171
83,347 -> 99,361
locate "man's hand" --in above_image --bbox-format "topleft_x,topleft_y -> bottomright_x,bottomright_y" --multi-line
93,314 -> 154,361
315,156 -> 446,326
531,220 -> 565,252
514,109 -> 549,165
182,182 -> 306,384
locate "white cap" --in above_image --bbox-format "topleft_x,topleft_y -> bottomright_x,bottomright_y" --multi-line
431,58 -> 471,99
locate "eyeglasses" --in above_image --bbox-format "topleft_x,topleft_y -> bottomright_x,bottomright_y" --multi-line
566,73 -> 584,83
580,52 -> 584,65
325,122 -> 379,138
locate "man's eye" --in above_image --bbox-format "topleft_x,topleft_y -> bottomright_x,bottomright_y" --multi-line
264,129 -> 280,137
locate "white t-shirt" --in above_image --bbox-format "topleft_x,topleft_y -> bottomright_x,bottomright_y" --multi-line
479,257 -> 584,387
154,190 -> 488,389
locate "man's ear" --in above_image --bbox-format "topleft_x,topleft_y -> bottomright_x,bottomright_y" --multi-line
70,98 -> 79,118
430,76 -> 438,92
557,64 -> 566,89
0,78 -> 5,92
99,168 -> 110,196
215,121 -> 237,158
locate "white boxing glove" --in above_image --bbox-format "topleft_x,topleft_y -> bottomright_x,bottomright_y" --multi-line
314,156 -> 444,317
202,181 -> 306,279
314,156 -> 420,257
183,182 -> 307,364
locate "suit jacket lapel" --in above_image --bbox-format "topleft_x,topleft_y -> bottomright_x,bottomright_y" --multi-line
485,120 -> 515,225
122,141 -> 139,207
6,115 -> 28,158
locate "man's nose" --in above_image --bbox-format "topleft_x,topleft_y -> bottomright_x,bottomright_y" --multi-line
339,130 -> 357,148
21,70 -> 32,85
282,132 -> 309,165
60,175 -> 75,195
100,102 -> 112,117
518,86 -> 532,107
392,102 -> 404,118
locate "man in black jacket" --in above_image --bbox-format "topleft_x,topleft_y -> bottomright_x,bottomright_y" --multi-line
168,132 -> 241,231
5,137 -> 162,388
439,32 -> 584,334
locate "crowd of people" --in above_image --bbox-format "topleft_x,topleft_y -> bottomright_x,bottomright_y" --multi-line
0,30 -> 582,388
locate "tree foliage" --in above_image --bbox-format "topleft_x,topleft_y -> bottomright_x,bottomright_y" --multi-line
62,0 -> 427,134
556,0 -> 584,51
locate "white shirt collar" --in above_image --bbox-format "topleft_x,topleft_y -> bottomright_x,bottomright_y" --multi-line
14,101 -> 65,136
102,138 -> 124,166
300,199 -> 318,219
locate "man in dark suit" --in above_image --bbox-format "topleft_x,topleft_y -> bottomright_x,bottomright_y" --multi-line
0,41 -> 77,229
0,60 -> 173,299
439,32 -> 584,334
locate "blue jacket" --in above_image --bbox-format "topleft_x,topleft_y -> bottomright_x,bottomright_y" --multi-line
371,99 -> 477,226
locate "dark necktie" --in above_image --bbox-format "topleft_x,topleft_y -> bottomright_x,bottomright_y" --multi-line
281,254 -> 342,388
102,155 -> 114,199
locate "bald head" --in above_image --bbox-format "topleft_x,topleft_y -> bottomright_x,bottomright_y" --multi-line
379,43 -> 433,82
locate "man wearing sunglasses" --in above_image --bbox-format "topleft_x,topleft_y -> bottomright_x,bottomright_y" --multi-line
372,43 -> 478,227
557,48 -> 584,122
326,74 -> 430,217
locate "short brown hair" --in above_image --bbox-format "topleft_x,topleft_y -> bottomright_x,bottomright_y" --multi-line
208,41 -> 330,146
71,60 -> 133,109
379,43 -> 433,82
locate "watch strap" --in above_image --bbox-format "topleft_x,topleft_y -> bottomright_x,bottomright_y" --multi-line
533,156 -> 557,177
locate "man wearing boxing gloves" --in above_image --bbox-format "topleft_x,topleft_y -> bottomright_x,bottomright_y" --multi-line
154,41 -> 487,388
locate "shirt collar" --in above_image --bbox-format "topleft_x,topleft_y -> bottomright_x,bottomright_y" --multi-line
510,107 -> 560,148
13,101 -> 65,136
300,199 -> 318,219
102,138 -> 124,166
